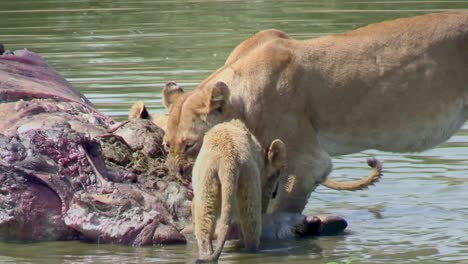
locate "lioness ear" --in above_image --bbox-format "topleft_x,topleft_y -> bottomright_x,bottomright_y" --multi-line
163,81 -> 184,108
129,101 -> 150,119
267,139 -> 287,169
206,81 -> 230,114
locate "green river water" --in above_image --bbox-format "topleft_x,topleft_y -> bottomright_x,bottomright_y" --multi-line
1,0 -> 468,263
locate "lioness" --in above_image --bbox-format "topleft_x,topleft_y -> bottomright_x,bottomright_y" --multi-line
192,119 -> 286,261
163,11 -> 468,214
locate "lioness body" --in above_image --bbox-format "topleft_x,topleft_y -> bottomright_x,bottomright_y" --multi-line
164,12 -> 468,213
192,119 -> 286,261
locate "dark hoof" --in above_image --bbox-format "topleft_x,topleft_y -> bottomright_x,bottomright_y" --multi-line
318,216 -> 348,235
299,215 -> 348,237
0,44 -> 4,55
298,216 -> 322,237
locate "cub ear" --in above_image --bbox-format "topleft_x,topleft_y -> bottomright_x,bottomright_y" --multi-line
206,81 -> 230,114
129,101 -> 150,119
163,81 -> 184,108
267,139 -> 287,169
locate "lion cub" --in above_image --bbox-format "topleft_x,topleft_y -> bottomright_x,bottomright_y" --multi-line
192,119 -> 286,262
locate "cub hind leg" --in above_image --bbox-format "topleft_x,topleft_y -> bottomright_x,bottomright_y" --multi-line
236,166 -> 262,252
194,171 -> 220,259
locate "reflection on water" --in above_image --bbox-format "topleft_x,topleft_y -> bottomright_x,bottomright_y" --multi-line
1,0 -> 468,263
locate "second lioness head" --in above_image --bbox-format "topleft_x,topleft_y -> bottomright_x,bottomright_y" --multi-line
162,81 -> 233,179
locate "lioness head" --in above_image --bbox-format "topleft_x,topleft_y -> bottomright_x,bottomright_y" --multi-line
162,81 -> 232,180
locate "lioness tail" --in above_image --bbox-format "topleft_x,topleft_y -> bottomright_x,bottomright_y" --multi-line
321,158 -> 383,191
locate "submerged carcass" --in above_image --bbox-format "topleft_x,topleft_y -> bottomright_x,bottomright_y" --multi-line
0,47 -> 189,245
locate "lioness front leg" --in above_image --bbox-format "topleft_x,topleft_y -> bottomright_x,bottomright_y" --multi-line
273,146 -> 332,213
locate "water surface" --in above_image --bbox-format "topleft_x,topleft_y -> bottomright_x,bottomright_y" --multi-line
1,0 -> 468,263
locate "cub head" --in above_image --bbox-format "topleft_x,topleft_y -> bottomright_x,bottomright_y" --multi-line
163,81 -> 232,180
266,139 -> 287,178
128,101 -> 168,131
